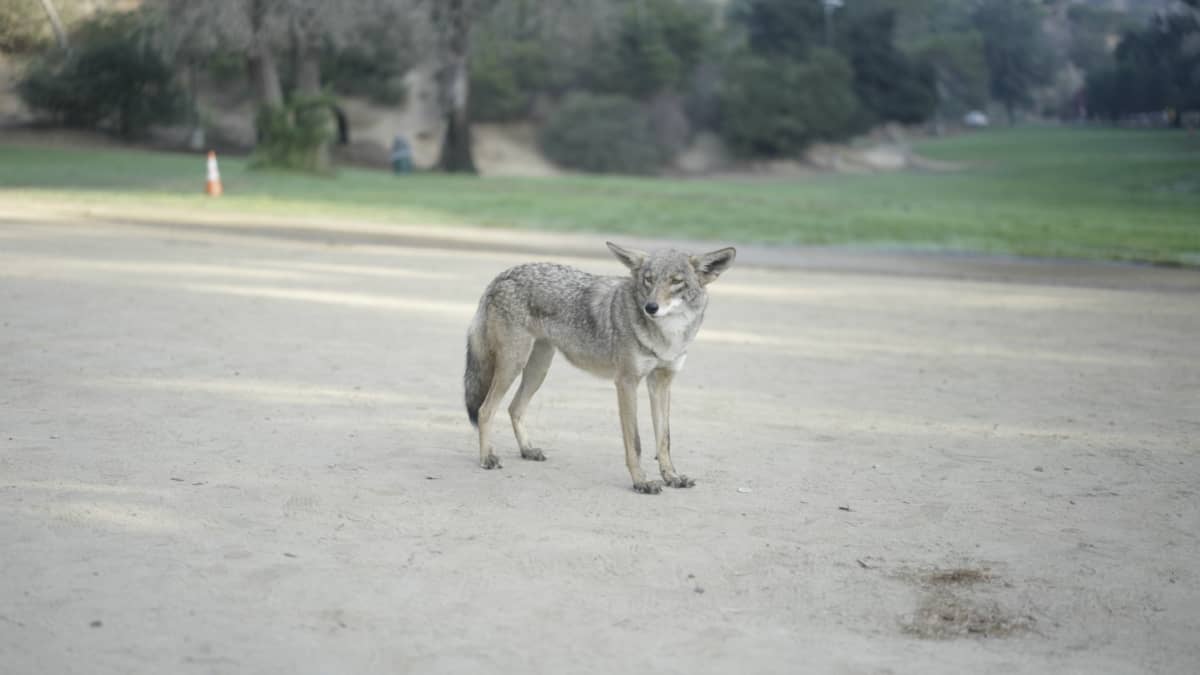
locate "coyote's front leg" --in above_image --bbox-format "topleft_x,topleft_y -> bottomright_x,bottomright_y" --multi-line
616,376 -> 661,494
647,369 -> 694,488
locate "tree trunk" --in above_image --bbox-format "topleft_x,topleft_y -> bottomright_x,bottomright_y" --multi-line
36,0 -> 68,50
249,45 -> 285,109
295,44 -> 322,96
248,0 -> 284,110
438,56 -> 476,173
293,38 -> 331,172
291,9 -> 322,98
436,0 -> 478,174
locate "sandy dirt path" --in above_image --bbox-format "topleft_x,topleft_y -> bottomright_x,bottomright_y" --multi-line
1,208 -> 1198,674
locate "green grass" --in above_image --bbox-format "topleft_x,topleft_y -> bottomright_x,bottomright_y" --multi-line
2,127 -> 1198,264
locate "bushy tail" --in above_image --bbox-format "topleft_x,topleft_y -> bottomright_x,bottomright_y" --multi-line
464,315 -> 493,427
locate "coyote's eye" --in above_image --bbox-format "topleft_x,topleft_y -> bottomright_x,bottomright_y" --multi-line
642,274 -> 653,286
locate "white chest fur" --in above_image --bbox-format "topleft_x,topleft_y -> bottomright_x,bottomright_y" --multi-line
649,304 -> 697,368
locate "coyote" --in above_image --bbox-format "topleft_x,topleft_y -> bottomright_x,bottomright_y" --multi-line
463,242 -> 736,494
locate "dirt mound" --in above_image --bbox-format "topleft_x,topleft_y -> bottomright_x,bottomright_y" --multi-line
672,124 -> 965,178
473,123 -> 563,177
900,565 -> 1036,640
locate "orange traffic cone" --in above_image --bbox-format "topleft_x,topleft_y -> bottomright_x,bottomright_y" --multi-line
205,150 -> 223,197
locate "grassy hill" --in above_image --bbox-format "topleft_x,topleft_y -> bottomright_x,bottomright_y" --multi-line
2,126 -> 1197,265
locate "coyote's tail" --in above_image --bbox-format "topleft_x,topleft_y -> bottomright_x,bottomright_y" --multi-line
464,311 -> 493,427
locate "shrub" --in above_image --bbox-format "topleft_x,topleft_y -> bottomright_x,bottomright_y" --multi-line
585,0 -> 714,99
205,50 -> 247,86
726,0 -> 825,61
317,7 -> 415,107
321,41 -> 410,106
717,48 -> 859,157
252,95 -> 335,172
470,39 -> 553,122
841,9 -> 938,127
17,11 -> 184,138
539,93 -> 665,174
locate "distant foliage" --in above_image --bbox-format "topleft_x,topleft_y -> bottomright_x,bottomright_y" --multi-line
726,0 -> 824,61
911,31 -> 990,116
1085,13 -> 1200,121
539,93 -> 665,174
840,9 -> 938,127
971,0 -> 1057,120
586,0 -> 714,99
1065,5 -> 1134,75
204,50 -> 249,86
17,11 -> 184,138
252,95 -> 335,172
470,39 -> 554,122
721,1 -> 938,154
321,22 -> 414,106
718,49 -> 859,157
0,0 -> 49,53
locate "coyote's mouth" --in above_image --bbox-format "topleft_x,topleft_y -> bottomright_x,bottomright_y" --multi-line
648,297 -> 684,318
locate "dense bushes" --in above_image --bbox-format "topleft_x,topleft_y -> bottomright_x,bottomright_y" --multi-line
470,39 -> 555,122
506,0 -> 948,171
1085,13 -> 1200,122
714,1 -> 938,157
718,49 -> 858,157
590,0 -> 713,99
10,0 -> 1029,177
539,93 -> 665,174
842,10 -> 938,127
320,22 -> 414,106
17,12 -> 184,138
252,95 -> 335,172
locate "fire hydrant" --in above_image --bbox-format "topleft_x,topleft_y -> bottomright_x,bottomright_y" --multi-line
391,136 -> 412,174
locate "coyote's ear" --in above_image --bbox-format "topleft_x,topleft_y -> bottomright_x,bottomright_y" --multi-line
691,247 -> 736,285
606,241 -> 648,270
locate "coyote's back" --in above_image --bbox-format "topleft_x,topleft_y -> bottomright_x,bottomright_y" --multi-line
464,262 -> 615,426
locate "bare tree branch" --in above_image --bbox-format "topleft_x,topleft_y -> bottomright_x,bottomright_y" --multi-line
35,0 -> 68,50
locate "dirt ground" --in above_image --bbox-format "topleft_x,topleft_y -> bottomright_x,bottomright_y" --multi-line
1,204 -> 1198,674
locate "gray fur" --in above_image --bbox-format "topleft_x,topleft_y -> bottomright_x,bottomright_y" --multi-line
463,242 -> 735,491
463,326 -> 491,426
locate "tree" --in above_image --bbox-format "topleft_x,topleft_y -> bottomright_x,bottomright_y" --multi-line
35,0 -> 68,49
425,0 -> 497,174
838,7 -> 937,126
972,0 -> 1056,123
598,0 -> 713,98
718,48 -> 859,157
157,0 -> 416,169
1065,5 -> 1134,75
726,0 -> 824,61
18,10 -> 184,137
322,4 -> 417,106
911,31 -> 989,117
156,0 -> 284,109
1086,12 -> 1200,122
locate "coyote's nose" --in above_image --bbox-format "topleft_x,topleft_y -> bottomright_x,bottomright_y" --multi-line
644,302 -> 659,316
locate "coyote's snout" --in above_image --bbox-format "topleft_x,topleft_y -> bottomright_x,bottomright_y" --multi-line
463,242 -> 736,493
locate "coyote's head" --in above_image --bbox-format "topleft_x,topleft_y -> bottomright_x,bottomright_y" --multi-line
606,242 -> 736,319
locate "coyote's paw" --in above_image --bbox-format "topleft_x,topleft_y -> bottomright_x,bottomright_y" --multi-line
520,447 -> 547,461
633,480 -> 663,495
664,474 -> 695,488
480,454 -> 502,470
